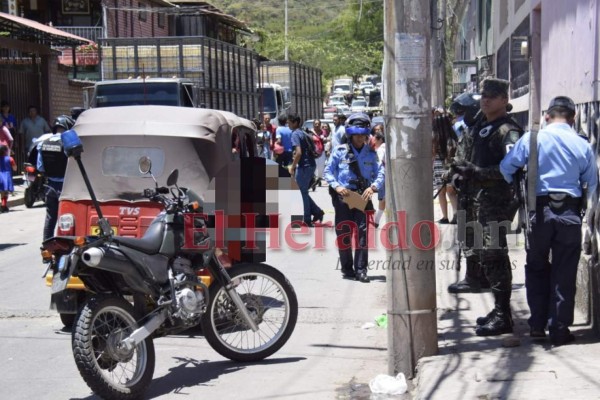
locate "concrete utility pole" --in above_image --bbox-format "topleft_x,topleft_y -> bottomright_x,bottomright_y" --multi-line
383,0 -> 438,377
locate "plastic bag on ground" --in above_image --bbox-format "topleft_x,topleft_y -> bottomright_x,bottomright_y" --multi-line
369,373 -> 407,395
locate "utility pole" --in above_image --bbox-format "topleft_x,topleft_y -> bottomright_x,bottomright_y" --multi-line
284,0 -> 289,61
383,0 -> 438,378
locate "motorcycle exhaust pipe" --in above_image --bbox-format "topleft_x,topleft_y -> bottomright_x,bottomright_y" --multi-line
82,247 -> 105,267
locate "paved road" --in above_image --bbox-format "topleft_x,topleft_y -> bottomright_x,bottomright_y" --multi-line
0,187 -> 389,400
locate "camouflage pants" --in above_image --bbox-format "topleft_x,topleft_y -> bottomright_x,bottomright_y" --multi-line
464,186 -> 513,293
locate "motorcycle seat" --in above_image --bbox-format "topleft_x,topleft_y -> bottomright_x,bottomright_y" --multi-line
113,221 -> 164,254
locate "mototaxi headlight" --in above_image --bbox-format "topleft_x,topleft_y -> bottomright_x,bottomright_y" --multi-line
58,213 -> 74,231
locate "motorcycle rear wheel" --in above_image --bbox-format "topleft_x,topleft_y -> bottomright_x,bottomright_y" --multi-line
72,295 -> 155,400
201,263 -> 298,362
24,187 -> 35,208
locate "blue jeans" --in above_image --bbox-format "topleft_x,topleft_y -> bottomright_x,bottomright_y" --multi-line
295,165 -> 321,224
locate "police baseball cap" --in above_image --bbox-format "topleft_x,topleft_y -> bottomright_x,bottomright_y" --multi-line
548,96 -> 576,113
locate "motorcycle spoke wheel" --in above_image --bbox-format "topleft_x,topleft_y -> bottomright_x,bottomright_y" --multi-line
201,263 -> 297,362
73,296 -> 155,400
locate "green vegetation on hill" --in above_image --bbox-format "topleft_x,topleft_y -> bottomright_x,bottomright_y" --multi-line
211,0 -> 384,82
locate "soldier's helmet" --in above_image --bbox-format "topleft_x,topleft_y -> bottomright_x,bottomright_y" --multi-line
345,113 -> 371,136
53,115 -> 75,134
450,92 -> 481,127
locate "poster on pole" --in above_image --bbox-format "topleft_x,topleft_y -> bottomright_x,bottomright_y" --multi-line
394,33 -> 427,113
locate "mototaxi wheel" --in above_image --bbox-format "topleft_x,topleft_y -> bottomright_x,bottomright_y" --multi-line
72,295 -> 155,400
201,263 -> 298,362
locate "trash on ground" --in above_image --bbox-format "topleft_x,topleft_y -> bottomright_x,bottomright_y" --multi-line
369,372 -> 407,395
361,322 -> 376,330
375,313 -> 388,328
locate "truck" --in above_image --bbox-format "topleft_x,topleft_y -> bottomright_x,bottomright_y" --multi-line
90,78 -> 198,108
259,61 -> 323,121
332,78 -> 353,95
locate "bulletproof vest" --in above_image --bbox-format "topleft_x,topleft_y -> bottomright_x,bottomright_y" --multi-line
470,116 -> 520,168
40,136 -> 68,178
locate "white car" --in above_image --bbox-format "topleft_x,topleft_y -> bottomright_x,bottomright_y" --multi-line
351,100 -> 367,113
359,82 -> 374,94
338,105 -> 351,116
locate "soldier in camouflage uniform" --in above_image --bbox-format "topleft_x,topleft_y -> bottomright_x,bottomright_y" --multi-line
452,78 -> 523,336
447,92 -> 490,294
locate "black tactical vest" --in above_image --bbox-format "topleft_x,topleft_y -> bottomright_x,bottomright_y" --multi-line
470,116 -> 521,168
40,136 -> 68,178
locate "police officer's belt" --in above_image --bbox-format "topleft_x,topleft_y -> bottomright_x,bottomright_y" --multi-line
537,193 -> 581,207
469,180 -> 497,188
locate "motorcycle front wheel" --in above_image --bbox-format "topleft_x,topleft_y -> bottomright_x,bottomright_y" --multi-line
72,295 -> 155,400
201,263 -> 298,362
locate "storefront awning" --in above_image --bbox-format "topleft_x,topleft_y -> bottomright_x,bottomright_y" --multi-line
0,12 -> 91,48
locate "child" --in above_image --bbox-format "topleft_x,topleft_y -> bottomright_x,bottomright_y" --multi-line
0,145 -> 16,212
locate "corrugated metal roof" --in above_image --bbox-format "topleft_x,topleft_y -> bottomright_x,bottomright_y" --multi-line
0,12 -> 91,47
168,1 -> 251,31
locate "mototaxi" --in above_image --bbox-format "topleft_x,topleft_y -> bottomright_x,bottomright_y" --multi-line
47,105 -> 276,326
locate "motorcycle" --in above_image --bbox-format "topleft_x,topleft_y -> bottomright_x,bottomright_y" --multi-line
42,131 -> 298,399
23,162 -> 46,208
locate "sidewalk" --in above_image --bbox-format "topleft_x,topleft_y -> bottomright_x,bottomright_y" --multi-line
412,204 -> 600,400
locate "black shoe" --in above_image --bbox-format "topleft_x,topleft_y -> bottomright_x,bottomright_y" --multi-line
550,333 -> 575,347
341,269 -> 355,280
312,210 -> 325,224
480,279 -> 491,289
1,206 -> 8,213
449,216 -> 457,224
476,309 -> 496,326
475,313 -> 513,336
438,218 -> 449,224
355,270 -> 370,283
530,329 -> 547,339
448,279 -> 481,293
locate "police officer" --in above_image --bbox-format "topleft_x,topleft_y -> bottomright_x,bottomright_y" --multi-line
446,92 -> 491,294
500,96 -> 597,345
38,115 -> 74,240
324,113 -> 384,282
452,79 -> 523,336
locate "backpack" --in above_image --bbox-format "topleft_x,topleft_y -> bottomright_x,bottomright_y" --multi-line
303,129 -> 322,159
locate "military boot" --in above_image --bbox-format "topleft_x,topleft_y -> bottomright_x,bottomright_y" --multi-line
475,292 -> 513,336
476,309 -> 496,326
448,260 -> 485,293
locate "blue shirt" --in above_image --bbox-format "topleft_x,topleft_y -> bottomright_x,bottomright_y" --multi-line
291,128 -> 316,168
453,117 -> 466,138
500,122 -> 598,199
276,126 -> 293,152
330,125 -> 346,149
324,143 -> 384,191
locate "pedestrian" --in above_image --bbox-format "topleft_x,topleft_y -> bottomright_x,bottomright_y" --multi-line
432,114 -> 458,224
451,78 -> 523,336
324,113 -> 384,283
500,96 -> 598,345
322,122 -> 332,158
369,123 -> 386,227
275,115 -> 293,169
0,125 -> 13,150
0,101 -> 17,133
38,115 -> 74,239
262,113 -> 277,158
0,144 -> 16,213
288,114 -> 324,227
330,114 -> 346,150
19,105 -> 51,151
446,92 -> 491,294
312,119 -> 329,186
256,123 -> 271,159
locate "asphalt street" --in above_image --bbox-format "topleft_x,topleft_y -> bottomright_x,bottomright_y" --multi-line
0,186 -> 391,400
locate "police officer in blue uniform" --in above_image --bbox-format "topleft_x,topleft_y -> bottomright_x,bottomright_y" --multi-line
324,113 -> 384,282
500,96 -> 598,345
38,115 -> 74,240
